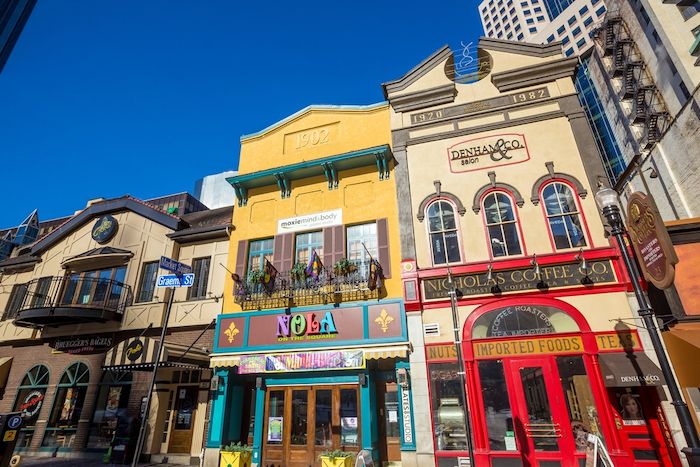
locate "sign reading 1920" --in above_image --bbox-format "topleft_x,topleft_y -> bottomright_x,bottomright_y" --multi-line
448,133 -> 530,173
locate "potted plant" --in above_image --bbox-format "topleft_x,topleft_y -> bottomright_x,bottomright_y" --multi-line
319,450 -> 354,467
333,258 -> 358,276
220,442 -> 252,467
247,269 -> 264,287
290,261 -> 307,282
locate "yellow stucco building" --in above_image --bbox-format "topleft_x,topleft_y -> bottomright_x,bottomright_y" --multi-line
207,104 -> 413,467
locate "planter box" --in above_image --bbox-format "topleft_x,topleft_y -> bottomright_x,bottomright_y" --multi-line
320,456 -> 353,467
220,451 -> 252,467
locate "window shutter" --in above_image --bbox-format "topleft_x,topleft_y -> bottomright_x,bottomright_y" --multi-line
323,228 -> 334,268
235,240 -> 248,277
273,235 -> 285,271
282,234 -> 294,270
332,225 -> 345,266
377,218 -> 391,278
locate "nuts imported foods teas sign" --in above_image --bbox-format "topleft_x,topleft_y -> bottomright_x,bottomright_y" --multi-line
448,133 -> 530,173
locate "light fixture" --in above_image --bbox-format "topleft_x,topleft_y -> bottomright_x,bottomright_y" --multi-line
530,254 -> 541,280
575,248 -> 589,276
594,187 -> 621,212
486,263 -> 494,283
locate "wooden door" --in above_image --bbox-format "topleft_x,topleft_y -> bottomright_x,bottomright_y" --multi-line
377,382 -> 401,464
167,386 -> 197,454
506,358 -> 578,467
262,385 -> 360,467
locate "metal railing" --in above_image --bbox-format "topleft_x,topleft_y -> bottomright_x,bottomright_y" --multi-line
234,260 -> 381,310
15,276 -> 132,317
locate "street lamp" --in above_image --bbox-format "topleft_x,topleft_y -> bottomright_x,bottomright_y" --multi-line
595,187 -> 700,465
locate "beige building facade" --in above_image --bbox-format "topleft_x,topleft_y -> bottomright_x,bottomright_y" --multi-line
383,38 -> 686,467
0,194 -> 230,464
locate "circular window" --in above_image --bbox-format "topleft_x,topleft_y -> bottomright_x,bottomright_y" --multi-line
472,304 -> 579,339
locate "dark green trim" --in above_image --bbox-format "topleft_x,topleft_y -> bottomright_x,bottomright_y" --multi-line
227,145 -> 392,206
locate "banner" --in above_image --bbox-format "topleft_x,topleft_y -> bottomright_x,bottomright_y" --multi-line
238,350 -> 365,374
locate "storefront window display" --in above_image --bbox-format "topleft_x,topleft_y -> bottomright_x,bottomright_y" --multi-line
87,371 -> 133,450
430,363 -> 468,451
13,364 -> 50,450
42,362 -> 89,449
478,359 -> 516,452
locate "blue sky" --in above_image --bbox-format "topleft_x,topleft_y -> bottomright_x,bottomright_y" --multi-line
0,1 -> 483,227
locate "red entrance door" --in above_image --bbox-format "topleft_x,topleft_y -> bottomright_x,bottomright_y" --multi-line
506,358 -> 579,467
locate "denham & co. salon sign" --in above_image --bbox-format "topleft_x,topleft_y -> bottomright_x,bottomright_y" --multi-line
423,260 -> 616,300
448,133 -> 530,173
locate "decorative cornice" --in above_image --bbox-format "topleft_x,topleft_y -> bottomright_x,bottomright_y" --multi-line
531,168 -> 589,205
472,182 -> 525,213
417,192 -> 467,222
382,46 -> 453,99
240,102 -> 388,142
491,57 -> 579,92
388,84 -> 457,113
479,37 -> 564,57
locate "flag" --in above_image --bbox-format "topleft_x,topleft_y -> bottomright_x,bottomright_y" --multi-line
232,273 -> 246,297
305,249 -> 323,281
368,258 -> 384,291
262,260 -> 278,295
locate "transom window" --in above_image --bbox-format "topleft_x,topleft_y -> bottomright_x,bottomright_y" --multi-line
248,238 -> 274,272
483,192 -> 522,258
295,231 -> 323,265
541,182 -> 587,250
427,201 -> 461,265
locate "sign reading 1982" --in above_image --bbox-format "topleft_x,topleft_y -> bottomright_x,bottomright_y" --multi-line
409,86 -> 550,125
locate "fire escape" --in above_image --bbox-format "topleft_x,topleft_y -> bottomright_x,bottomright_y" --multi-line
597,13 -> 670,153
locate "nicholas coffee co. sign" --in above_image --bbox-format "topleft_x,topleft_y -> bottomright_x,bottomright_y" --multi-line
448,133 -> 530,173
626,192 -> 678,289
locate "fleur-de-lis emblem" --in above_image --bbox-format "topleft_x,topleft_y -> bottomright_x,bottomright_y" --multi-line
224,322 -> 239,343
374,309 -> 394,333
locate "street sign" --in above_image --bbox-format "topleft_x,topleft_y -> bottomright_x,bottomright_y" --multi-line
159,256 -> 192,275
5,415 -> 21,430
156,273 -> 194,288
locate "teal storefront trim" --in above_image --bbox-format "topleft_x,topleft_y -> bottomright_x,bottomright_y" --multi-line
213,299 -> 408,354
396,361 -> 417,451
206,368 -> 229,449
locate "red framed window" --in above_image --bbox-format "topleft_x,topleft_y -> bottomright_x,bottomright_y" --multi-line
482,191 -> 523,258
540,181 -> 588,250
426,200 -> 462,266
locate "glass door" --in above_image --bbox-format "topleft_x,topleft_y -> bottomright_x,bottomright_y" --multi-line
506,358 -> 577,467
262,385 -> 360,467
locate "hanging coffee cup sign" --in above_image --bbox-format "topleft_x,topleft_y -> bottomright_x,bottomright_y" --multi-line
626,192 -> 678,289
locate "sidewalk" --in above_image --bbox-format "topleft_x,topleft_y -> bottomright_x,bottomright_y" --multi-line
17,458 -> 188,467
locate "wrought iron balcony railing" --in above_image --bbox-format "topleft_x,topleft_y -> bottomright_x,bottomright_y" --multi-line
12,276 -> 132,328
234,260 -> 381,310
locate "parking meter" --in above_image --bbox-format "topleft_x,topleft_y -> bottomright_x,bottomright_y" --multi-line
0,412 -> 23,467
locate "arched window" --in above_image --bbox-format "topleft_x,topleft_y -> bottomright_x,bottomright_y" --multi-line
427,201 -> 462,265
541,182 -> 587,250
12,364 -> 49,450
42,362 -> 90,449
482,191 -> 523,257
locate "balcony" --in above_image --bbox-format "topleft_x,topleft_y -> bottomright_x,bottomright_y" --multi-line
13,276 -> 132,328
234,260 -> 381,310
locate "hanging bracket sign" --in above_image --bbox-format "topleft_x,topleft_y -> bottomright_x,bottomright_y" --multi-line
626,192 -> 678,289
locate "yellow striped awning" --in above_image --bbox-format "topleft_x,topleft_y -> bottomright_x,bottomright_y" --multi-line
209,343 -> 411,368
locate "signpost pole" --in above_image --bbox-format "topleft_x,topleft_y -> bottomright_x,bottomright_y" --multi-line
447,270 -> 475,466
131,286 -> 175,467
